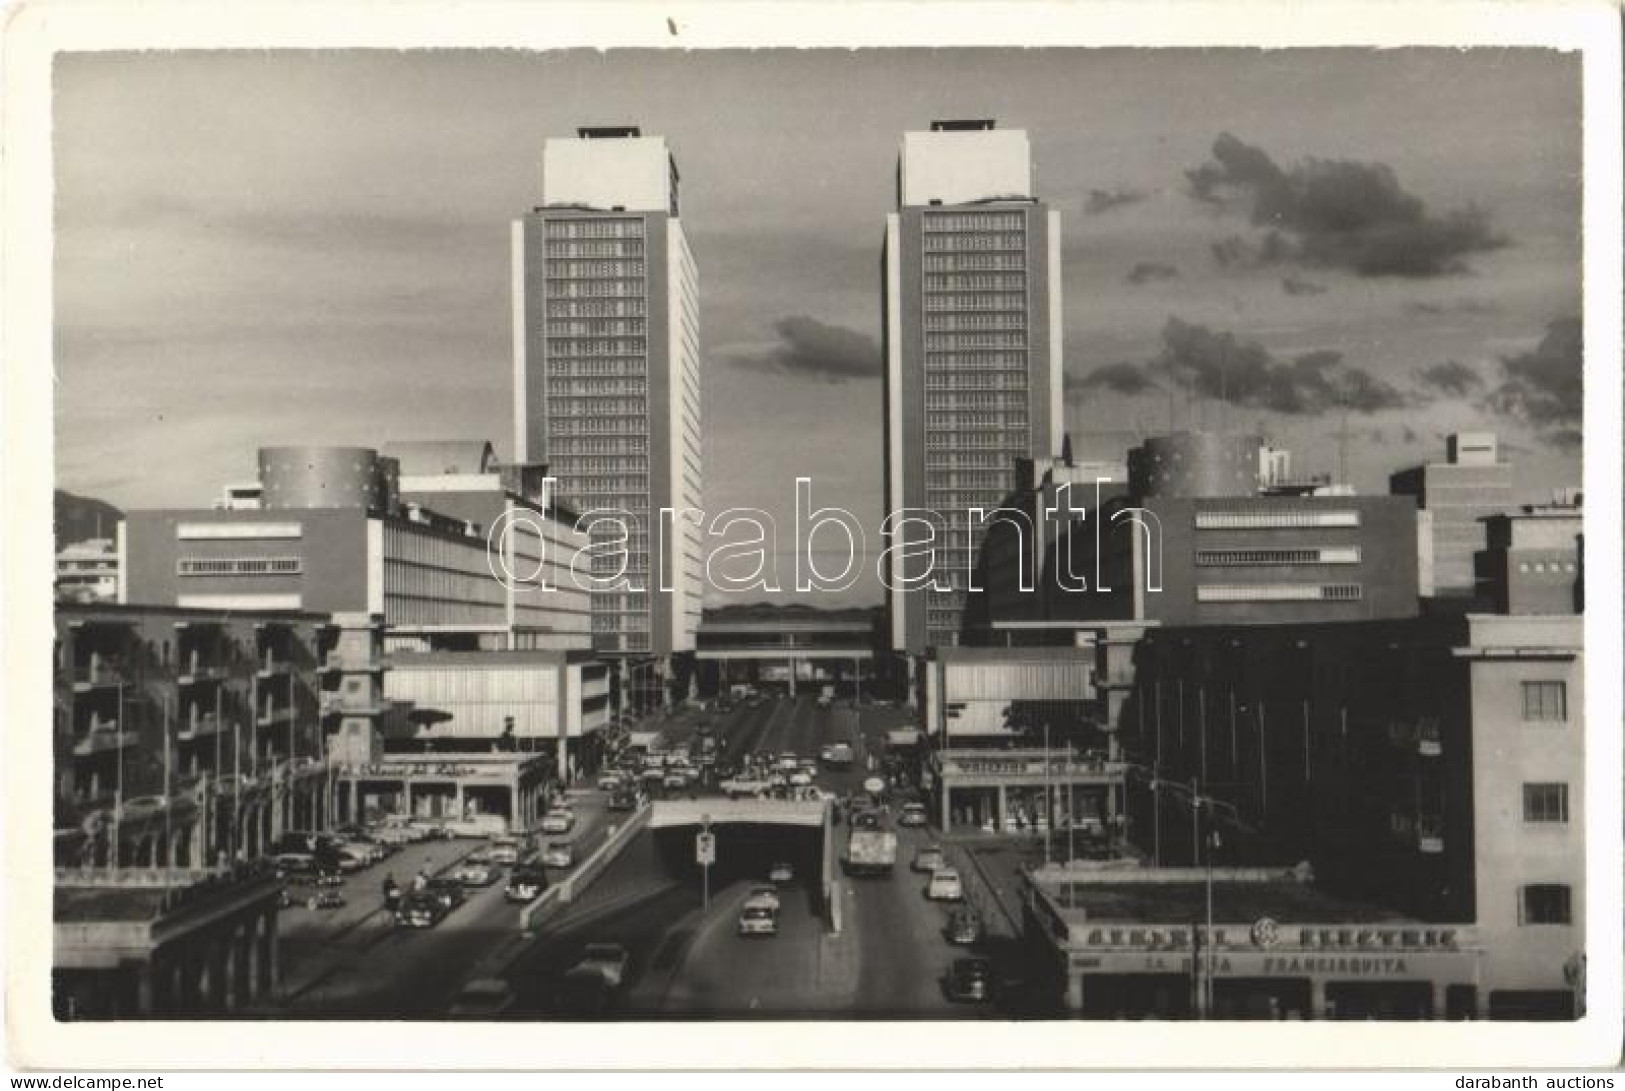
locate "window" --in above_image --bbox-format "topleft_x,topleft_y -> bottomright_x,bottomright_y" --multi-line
1522,783 -> 1570,823
1196,583 -> 1363,603
1522,681 -> 1568,722
1519,884 -> 1572,925
1194,510 -> 1361,530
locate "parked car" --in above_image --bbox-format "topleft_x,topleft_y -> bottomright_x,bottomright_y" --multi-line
541,842 -> 575,869
447,978 -> 515,1018
768,861 -> 795,884
305,889 -> 347,911
487,839 -> 521,866
737,904 -> 779,937
608,788 -> 642,812
926,868 -> 965,902
569,943 -> 631,989
945,907 -> 984,945
395,892 -> 448,929
788,771 -> 813,788
898,802 -> 929,828
426,877 -> 467,911
334,848 -> 371,874
597,771 -> 626,792
540,810 -> 575,835
743,885 -> 781,912
274,851 -> 317,875
453,862 -> 500,887
912,845 -> 946,874
944,957 -> 994,1003
504,868 -> 546,903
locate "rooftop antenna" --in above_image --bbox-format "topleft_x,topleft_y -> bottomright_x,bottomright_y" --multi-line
1338,403 -> 1349,485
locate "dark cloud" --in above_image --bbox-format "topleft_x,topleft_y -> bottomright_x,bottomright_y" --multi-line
1406,298 -> 1504,317
1483,316 -> 1582,428
1126,262 -> 1180,286
1098,317 -> 1412,415
1546,428 -> 1583,450
727,316 -> 880,383
1070,362 -> 1162,397
1400,424 -> 1422,444
1281,275 -> 1328,297
1415,360 -> 1485,398
1085,188 -> 1147,215
1188,133 -> 1509,277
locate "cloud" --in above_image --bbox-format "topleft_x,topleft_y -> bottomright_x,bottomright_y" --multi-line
1400,424 -> 1422,444
1414,360 -> 1485,398
1281,275 -> 1328,297
1070,361 -> 1162,397
1126,262 -> 1180,286
1483,316 -> 1582,428
725,316 -> 880,383
1406,298 -> 1504,317
1085,188 -> 1147,215
1092,317 -> 1413,415
1187,133 -> 1509,277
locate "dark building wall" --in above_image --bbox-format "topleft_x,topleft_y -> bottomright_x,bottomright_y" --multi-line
1128,432 -> 1263,499
645,211 -> 673,658
123,508 -> 370,613
1390,462 -> 1513,597
1116,618 -> 1477,922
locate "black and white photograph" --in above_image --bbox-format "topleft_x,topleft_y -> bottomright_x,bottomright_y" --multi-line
4,0 -> 1621,1075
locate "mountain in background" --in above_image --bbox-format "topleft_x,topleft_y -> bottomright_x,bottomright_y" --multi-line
54,489 -> 123,550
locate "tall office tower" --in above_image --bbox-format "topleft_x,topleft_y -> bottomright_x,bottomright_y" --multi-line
882,120 -> 1064,657
513,127 -> 703,672
1390,431 -> 1513,599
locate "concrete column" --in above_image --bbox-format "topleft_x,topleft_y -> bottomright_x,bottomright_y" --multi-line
207,935 -> 230,1011
1431,981 -> 1448,1019
788,659 -> 797,697
1309,978 -> 1328,1019
996,786 -> 1008,833
348,780 -> 358,826
940,784 -> 952,831
555,735 -> 569,785
134,962 -> 156,1016
1065,968 -> 1086,1013
230,921 -> 251,1009
257,908 -> 279,1001
455,782 -> 466,820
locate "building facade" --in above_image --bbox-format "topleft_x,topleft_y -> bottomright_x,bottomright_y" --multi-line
882,120 -> 1064,657
57,537 -> 120,603
1390,431 -> 1513,599
513,126 -> 704,664
1475,498 -> 1584,616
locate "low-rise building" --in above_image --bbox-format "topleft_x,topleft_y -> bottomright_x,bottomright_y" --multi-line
56,537 -> 119,603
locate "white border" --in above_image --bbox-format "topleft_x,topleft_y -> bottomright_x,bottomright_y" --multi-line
4,0 -> 1621,1072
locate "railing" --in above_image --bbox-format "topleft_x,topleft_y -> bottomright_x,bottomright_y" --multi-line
70,657 -> 125,689
256,704 -> 293,727
73,728 -> 139,757
178,712 -> 224,740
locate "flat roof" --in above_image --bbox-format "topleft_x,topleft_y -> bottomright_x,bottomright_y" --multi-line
1037,878 -> 1406,926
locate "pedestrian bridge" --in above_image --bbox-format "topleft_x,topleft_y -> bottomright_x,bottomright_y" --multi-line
648,798 -> 829,830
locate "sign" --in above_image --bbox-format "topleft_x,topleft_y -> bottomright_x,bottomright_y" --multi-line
695,831 -> 716,866
1251,917 -> 1281,949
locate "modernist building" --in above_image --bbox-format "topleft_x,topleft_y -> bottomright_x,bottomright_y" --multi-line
1390,431 -> 1513,599
121,443 -> 591,654
56,538 -> 120,603
693,603 -> 882,697
1113,611 -> 1585,1018
882,120 -> 1065,658
1475,495 -> 1584,616
513,126 -> 704,678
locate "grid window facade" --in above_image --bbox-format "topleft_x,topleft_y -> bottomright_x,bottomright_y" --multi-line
1518,884 -> 1572,925
1195,583 -> 1363,603
1195,510 -> 1362,530
1521,681 -> 1568,722
918,207 -> 1036,647
1522,783 -> 1570,823
1195,547 -> 1362,567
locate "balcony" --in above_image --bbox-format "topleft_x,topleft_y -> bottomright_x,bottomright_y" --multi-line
69,657 -> 125,693
177,658 -> 228,686
177,712 -> 225,742
256,705 -> 293,728
1417,815 -> 1445,854
73,724 -> 139,757
256,654 -> 292,679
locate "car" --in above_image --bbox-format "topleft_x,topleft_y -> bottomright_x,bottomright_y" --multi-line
426,877 -> 467,911
912,845 -> 946,873
818,746 -> 834,762
504,868 -> 546,903
273,851 -> 317,875
395,892 -> 449,929
597,771 -> 625,791
788,771 -> 813,788
570,943 -> 631,989
453,862 -> 499,887
737,904 -> 779,937
851,810 -> 882,831
541,842 -> 575,869
926,868 -> 965,902
944,957 -> 994,1003
608,787 -> 644,812
540,810 -> 575,834
946,907 -> 984,945
743,885 -> 781,912
768,861 -> 794,884
334,847 -> 372,874
487,839 -> 521,866
662,771 -> 687,790
305,889 -> 347,911
464,844 -> 496,865
898,803 -> 929,828
339,839 -> 388,865
447,977 -> 516,1018
777,754 -> 799,772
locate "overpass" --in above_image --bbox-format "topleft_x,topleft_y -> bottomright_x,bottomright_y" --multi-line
648,798 -> 838,922
695,604 -> 880,698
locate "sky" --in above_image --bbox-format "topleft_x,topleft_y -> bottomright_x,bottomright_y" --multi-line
53,48 -> 1584,607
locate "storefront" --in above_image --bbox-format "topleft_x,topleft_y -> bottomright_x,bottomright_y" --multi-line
1024,870 -> 1484,1019
333,752 -> 553,833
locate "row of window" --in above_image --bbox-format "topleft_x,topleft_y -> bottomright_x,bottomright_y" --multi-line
549,380 -> 648,398
1519,560 -> 1580,575
543,218 -> 645,239
1194,510 -> 1362,530
1194,547 -> 1361,567
924,272 -> 1028,292
925,392 -> 1030,411
545,318 -> 647,337
923,352 -> 1031,372
543,240 -> 645,258
545,298 -> 647,319
546,420 -> 657,437
924,312 -> 1028,332
926,451 -> 1019,469
924,373 -> 1031,393
923,233 -> 1027,253
923,291 -> 1028,312
546,338 -> 650,357
925,431 -> 1031,450
545,359 -> 647,378
176,557 -> 302,577
546,259 -> 646,278
554,456 -> 650,475
549,398 -> 647,417
1195,583 -> 1363,603
926,332 -> 1028,350
544,279 -> 646,298
925,410 -> 1030,429
923,252 -> 1029,272
923,211 -> 1027,232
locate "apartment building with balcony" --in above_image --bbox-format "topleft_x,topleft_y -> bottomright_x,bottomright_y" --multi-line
1115,611 -> 1584,1018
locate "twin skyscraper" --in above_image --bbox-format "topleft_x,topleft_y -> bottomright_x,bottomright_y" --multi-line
513,120 -> 1063,667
